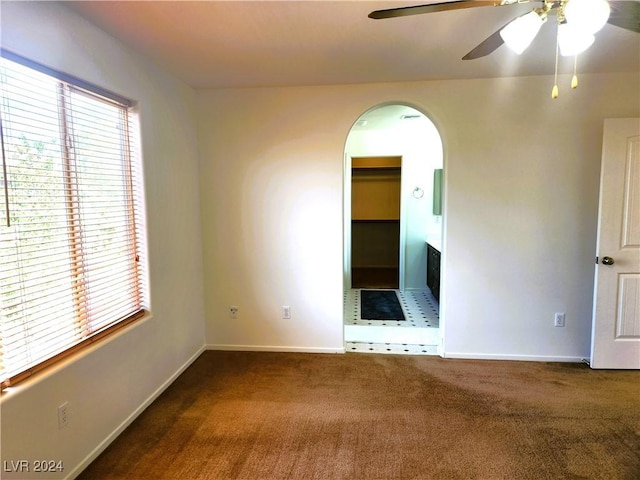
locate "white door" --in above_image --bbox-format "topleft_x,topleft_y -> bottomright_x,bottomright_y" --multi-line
591,118 -> 640,369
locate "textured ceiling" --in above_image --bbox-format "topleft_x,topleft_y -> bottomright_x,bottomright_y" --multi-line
63,1 -> 640,89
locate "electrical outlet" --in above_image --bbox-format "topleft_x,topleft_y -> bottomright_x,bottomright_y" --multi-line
282,305 -> 291,319
554,312 -> 566,327
58,402 -> 69,429
230,306 -> 238,319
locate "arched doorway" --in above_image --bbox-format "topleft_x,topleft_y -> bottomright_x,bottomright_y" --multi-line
343,104 -> 444,354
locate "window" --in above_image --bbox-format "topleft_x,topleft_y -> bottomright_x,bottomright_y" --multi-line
0,52 -> 148,389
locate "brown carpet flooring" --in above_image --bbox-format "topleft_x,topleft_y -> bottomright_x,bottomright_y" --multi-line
79,351 -> 640,480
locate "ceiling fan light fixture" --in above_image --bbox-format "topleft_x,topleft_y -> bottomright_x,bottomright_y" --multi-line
558,22 -> 595,56
500,10 -> 546,54
564,0 -> 611,34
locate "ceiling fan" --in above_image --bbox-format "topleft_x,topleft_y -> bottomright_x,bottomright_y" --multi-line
369,0 -> 640,61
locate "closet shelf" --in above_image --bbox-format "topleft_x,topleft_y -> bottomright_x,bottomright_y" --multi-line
352,156 -> 401,169
352,165 -> 401,171
352,218 -> 399,222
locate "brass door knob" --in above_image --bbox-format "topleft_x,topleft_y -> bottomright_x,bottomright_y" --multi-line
602,256 -> 615,266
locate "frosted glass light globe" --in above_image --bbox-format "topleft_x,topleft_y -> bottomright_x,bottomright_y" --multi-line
558,22 -> 595,56
564,0 -> 610,34
500,11 -> 546,54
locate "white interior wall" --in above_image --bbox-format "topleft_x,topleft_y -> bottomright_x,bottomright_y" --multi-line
197,87 -> 346,352
0,3 -> 205,479
345,107 -> 443,290
0,1 -> 638,478
198,72 -> 639,361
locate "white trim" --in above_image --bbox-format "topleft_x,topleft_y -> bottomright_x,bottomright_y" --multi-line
343,151 -> 352,291
443,352 -> 586,363
398,155 -> 406,292
206,344 -> 345,354
66,345 -> 206,480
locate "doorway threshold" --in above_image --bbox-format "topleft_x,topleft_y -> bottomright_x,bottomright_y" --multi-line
346,342 -> 438,356
345,324 -> 439,345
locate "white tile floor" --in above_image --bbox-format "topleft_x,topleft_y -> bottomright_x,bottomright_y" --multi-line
344,289 -> 440,356
343,289 -> 439,328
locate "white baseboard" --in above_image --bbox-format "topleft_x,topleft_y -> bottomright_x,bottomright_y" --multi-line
443,352 -> 586,363
67,345 -> 206,480
206,344 -> 345,354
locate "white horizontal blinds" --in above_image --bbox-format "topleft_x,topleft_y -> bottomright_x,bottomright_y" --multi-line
0,62 -> 80,382
0,56 -> 145,387
65,88 -> 142,334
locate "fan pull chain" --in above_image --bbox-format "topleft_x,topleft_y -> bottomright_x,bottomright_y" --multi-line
552,23 -> 560,99
571,55 -> 579,89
